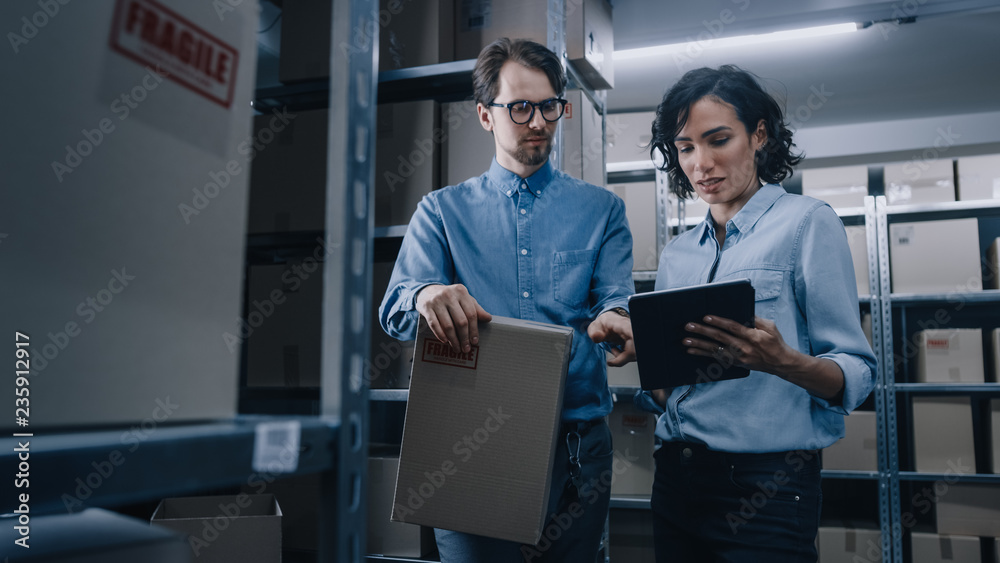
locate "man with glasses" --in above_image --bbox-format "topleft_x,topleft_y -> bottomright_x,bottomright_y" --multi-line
380,38 -> 635,562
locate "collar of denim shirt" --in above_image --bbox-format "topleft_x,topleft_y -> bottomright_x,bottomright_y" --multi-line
487,157 -> 555,199
696,183 -> 787,244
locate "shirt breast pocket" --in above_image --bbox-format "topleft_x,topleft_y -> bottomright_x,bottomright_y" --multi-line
722,268 -> 784,320
553,249 -> 598,309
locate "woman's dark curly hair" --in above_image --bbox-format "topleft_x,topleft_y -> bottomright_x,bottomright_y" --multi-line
649,65 -> 803,199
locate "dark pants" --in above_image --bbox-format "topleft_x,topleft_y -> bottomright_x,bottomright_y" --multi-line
651,441 -> 822,563
435,419 -> 613,563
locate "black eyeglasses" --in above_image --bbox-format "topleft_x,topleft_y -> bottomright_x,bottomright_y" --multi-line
487,98 -> 568,124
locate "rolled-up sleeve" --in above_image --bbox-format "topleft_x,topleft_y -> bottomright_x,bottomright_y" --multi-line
590,196 -> 635,317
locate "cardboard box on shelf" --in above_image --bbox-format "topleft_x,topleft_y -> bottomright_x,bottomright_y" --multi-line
247,109 -> 328,234
992,399 -> 1000,474
884,160 -> 956,206
0,508 -> 190,563
822,410 -> 877,471
915,329 -> 985,384
607,355 -> 641,388
151,495 -> 282,563
888,218 -> 982,294
802,165 -> 869,209
245,263 -> 323,387
370,454 -> 437,557
606,111 -> 655,165
610,182 -> 658,272
440,100 -> 496,187
609,402 -> 656,497
1,0 -> 257,429
280,0 -> 453,82
988,238 -> 1000,290
816,526 -> 883,562
562,90 -> 605,186
453,0 -> 614,90
912,396 -> 976,474
909,532 -> 981,563
935,484 -> 1000,537
845,225 -> 872,296
957,154 -> 1000,201
393,316 -> 572,544
375,100 -> 441,228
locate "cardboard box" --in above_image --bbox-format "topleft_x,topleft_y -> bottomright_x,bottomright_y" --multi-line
845,225 -> 872,296
889,218 -> 982,294
562,90 -> 605,186
393,316 -> 572,544
817,526 -> 883,562
935,484 -> 1000,537
245,263 -> 324,387
609,402 -> 656,496
280,0 -> 452,82
993,399 -> 1000,474
247,109 -> 328,234
0,0 -> 257,429
609,508 -> 656,562
610,182 -> 658,271
454,0 -> 614,89
370,261 -> 416,389
440,99 -> 496,187
376,100 -> 441,228
0,508 -> 189,562
910,532 -> 981,563
606,111 -> 655,165
884,160 -> 956,206
822,410 -> 878,471
915,329 -> 985,384
607,355 -> 641,387
988,238 -> 1000,290
151,494 -> 282,563
912,396 -> 976,473
370,455 -> 437,556
862,312 -> 874,351
957,154 -> 1000,201
802,165 -> 869,209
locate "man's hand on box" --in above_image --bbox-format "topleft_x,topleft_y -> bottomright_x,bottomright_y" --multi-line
416,284 -> 492,353
588,310 -> 636,366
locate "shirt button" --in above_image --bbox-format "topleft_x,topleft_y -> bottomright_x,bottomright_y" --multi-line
536,190 -> 542,195
506,190 -> 512,196
520,209 -> 526,215
522,292 -> 529,298
682,447 -> 693,459
521,249 -> 527,255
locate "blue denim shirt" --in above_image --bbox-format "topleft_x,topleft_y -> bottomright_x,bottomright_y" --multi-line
380,158 -> 635,422
639,184 -> 877,453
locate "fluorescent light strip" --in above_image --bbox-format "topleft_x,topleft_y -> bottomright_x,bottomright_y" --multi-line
613,23 -> 859,61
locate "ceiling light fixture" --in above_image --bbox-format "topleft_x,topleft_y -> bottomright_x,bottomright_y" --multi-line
613,22 -> 859,61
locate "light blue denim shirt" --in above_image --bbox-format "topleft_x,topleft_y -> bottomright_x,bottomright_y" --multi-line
642,183 -> 877,453
380,158 -> 635,422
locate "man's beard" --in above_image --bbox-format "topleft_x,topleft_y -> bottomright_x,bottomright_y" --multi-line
512,135 -> 552,167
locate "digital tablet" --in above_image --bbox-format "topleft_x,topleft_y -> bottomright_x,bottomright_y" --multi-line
627,278 -> 755,390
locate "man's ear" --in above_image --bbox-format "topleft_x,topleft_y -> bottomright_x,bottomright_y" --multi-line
477,103 -> 494,132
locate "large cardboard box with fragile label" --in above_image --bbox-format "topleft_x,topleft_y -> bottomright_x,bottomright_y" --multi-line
562,90 -> 605,186
609,402 -> 656,496
915,329 -> 985,384
935,484 -> 1000,537
151,494 -> 282,563
844,225 -> 872,296
393,316 -> 572,544
802,165 -> 869,209
889,218 -> 982,294
0,0 -> 258,429
957,154 -> 1000,201
884,160 -> 956,206
910,532 -> 981,563
912,396 -> 977,474
817,526 -> 883,562
822,410 -> 877,471
375,100 -> 441,228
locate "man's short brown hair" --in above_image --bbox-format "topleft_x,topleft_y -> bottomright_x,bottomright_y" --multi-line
472,38 -> 567,105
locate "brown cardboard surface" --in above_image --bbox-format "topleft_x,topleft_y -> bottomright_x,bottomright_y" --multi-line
988,238 -> 999,290
565,0 -> 614,89
610,182 -> 658,272
375,100 -> 440,228
957,154 -> 1000,201
151,494 -> 282,563
392,316 -> 572,544
440,100 -> 496,187
912,396 -> 977,474
845,225 -> 872,296
822,410 -> 877,472
889,218 -> 982,294
992,399 -> 1000,474
910,532 -> 981,563
935,485 -> 1000,537
817,526 -> 883,562
884,160 -> 956,206
916,329 -> 985,384
802,166 -> 869,209
609,403 -> 656,496
562,90 -> 605,186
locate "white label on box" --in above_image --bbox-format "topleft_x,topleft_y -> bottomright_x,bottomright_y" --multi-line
459,0 -> 491,31
893,225 -> 915,246
253,420 -> 301,473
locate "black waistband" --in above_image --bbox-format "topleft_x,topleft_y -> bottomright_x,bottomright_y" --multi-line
560,418 -> 604,435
